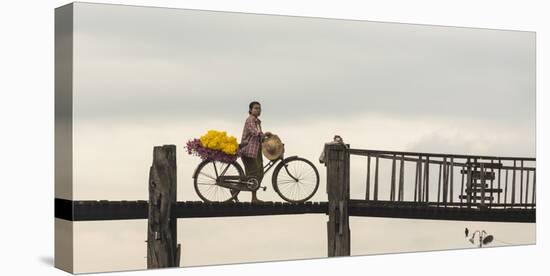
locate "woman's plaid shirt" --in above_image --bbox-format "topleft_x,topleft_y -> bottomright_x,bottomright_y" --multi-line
239,114 -> 263,158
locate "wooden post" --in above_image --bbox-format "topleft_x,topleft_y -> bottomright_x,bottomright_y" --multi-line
532,170 -> 536,207
147,145 -> 181,268
324,141 -> 351,257
512,161 -> 516,205
374,156 -> 379,201
365,155 -> 371,200
424,156 -> 429,202
444,158 -> 449,205
398,154 -> 405,201
450,157 -> 454,203
390,154 -> 396,201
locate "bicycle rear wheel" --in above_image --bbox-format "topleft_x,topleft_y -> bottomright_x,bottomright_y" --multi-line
193,159 -> 242,202
272,157 -> 320,203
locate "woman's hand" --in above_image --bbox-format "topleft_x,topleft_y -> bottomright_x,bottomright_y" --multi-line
261,132 -> 272,142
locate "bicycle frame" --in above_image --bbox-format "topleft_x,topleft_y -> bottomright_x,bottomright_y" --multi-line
214,155 -> 300,189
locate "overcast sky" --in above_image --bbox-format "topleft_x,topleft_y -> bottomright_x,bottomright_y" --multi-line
66,2 -> 535,273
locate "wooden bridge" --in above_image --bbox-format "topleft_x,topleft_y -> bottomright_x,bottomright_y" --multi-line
55,140 -> 536,268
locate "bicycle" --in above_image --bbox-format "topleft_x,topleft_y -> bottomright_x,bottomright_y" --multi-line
191,144 -> 320,203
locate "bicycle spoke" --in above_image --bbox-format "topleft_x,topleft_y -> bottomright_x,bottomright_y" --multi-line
285,182 -> 294,199
298,177 -> 314,185
291,163 -> 298,178
297,163 -> 307,179
278,170 -> 298,182
300,168 -> 315,179
203,183 -> 216,198
199,171 -> 217,180
289,183 -> 296,200
290,179 -> 304,199
288,182 -> 296,199
299,164 -> 314,179
279,181 -> 294,192
214,187 -> 220,201
292,183 -> 300,199
197,178 -> 216,185
296,182 -> 305,198
197,174 -> 216,181
299,162 -> 306,177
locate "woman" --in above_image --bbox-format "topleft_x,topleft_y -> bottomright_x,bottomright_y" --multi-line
238,101 -> 271,203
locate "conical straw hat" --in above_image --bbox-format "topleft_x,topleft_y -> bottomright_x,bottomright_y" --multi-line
262,134 -> 284,160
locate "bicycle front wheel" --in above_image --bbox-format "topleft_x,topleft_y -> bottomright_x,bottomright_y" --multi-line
272,157 -> 320,203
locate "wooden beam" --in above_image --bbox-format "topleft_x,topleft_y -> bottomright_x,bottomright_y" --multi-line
147,145 -> 180,269
369,154 -> 533,171
174,201 -> 327,217
325,142 -> 351,257
64,200 -> 328,220
348,200 -> 535,223
56,199 -> 535,223
348,148 -> 535,162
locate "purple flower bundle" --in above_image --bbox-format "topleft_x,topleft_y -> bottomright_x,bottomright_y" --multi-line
185,138 -> 240,163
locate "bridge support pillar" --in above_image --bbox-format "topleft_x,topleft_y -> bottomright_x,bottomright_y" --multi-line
323,139 -> 351,257
147,145 -> 181,268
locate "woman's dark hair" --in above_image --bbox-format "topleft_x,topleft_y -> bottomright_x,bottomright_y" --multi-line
248,101 -> 261,114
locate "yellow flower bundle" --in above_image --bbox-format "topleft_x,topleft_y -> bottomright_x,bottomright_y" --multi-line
199,130 -> 239,155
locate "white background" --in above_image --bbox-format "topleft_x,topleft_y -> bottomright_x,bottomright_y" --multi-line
0,0 -> 547,275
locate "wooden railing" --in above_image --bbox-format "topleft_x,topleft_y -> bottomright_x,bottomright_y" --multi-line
348,148 -> 536,209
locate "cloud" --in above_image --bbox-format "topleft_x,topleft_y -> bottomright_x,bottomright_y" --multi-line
405,123 -> 535,157
72,2 -> 535,125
